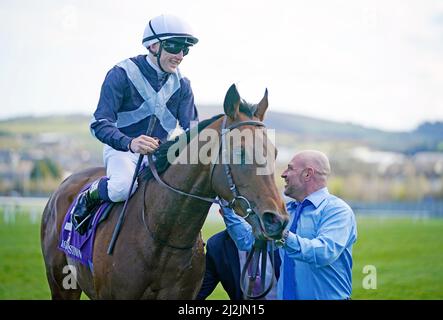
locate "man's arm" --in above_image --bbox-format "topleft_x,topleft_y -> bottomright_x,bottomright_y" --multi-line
177,78 -> 199,130
90,66 -> 133,151
221,206 -> 255,252
196,241 -> 220,299
284,204 -> 356,267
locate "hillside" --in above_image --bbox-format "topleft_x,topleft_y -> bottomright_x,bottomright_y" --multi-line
1,110 -> 442,200
196,105 -> 443,154
1,108 -> 442,154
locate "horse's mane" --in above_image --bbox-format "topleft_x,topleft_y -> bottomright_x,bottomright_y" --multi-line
239,99 -> 257,117
139,114 -> 224,181
139,99 -> 259,181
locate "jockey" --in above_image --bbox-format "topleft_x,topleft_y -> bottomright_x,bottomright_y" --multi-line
72,14 -> 199,231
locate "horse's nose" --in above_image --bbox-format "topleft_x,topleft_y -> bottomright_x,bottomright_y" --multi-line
261,210 -> 288,239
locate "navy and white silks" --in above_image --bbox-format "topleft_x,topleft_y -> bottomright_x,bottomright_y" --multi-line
90,55 -> 198,202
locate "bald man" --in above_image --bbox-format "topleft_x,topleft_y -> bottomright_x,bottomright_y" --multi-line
221,150 -> 357,300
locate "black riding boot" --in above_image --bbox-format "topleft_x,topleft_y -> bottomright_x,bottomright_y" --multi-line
72,179 -> 102,235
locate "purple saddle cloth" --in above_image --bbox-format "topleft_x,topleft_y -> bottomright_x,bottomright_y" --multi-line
58,181 -> 113,271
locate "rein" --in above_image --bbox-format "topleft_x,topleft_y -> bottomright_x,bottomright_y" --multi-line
240,240 -> 276,300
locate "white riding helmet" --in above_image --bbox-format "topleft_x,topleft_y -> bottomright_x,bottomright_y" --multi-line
142,14 -> 199,48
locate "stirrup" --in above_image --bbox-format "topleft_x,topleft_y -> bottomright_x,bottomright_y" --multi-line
74,213 -> 93,232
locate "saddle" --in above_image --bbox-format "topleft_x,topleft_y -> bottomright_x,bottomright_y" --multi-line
60,155 -> 164,266
69,179 -> 114,235
58,184 -> 114,270
71,199 -> 114,235
70,162 -> 154,237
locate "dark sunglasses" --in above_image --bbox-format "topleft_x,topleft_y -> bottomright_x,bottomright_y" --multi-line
161,41 -> 190,56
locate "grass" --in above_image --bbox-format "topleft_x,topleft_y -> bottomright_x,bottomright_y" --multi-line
0,115 -> 91,135
0,115 -> 102,155
0,209 -> 49,299
351,216 -> 443,299
1,210 -> 442,300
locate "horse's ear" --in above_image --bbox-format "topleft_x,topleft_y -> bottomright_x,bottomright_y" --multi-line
223,84 -> 241,120
254,88 -> 268,121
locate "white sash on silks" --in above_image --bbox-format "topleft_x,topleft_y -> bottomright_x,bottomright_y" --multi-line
115,58 -> 181,135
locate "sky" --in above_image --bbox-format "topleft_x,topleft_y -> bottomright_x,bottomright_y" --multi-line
0,0 -> 442,131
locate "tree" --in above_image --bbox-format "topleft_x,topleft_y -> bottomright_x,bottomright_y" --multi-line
30,158 -> 61,181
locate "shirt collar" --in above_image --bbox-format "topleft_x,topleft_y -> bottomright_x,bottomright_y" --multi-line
304,187 -> 329,208
286,187 -> 329,212
286,200 -> 298,211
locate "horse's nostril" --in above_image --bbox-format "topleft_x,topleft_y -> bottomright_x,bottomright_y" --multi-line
262,211 -> 278,224
262,211 -> 285,239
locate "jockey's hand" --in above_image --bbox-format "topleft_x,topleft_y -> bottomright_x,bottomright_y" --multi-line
130,135 -> 160,154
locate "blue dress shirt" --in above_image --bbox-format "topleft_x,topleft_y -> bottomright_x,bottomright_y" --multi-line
222,187 -> 357,300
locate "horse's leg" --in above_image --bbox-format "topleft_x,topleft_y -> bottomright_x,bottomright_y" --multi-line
44,251 -> 83,300
41,200 -> 83,300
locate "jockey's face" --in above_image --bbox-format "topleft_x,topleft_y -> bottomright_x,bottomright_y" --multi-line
149,42 -> 184,73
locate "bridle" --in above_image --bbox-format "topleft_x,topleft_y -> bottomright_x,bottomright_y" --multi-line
146,115 -> 265,218
144,115 -> 274,299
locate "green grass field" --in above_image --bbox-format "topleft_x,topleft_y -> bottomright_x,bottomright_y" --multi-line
1,209 -> 442,300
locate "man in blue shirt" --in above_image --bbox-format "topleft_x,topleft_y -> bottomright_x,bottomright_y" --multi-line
222,150 -> 357,300
71,14 -> 199,233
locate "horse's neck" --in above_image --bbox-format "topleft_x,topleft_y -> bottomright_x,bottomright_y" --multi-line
143,120 -> 222,248
144,160 -> 215,248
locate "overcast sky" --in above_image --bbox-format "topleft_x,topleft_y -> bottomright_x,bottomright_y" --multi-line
1,0 -> 442,131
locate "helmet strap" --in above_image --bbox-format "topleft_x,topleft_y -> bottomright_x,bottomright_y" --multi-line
156,43 -> 168,73
147,21 -> 168,73
148,46 -> 158,57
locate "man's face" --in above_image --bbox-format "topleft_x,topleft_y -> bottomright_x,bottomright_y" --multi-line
150,41 -> 186,73
281,157 -> 306,201
159,47 -> 184,73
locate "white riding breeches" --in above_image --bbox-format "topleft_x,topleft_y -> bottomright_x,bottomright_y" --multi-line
103,145 -> 148,202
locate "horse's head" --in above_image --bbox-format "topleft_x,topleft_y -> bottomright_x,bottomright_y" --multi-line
211,84 -> 289,240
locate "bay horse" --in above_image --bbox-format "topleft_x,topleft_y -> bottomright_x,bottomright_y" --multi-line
40,84 -> 289,299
